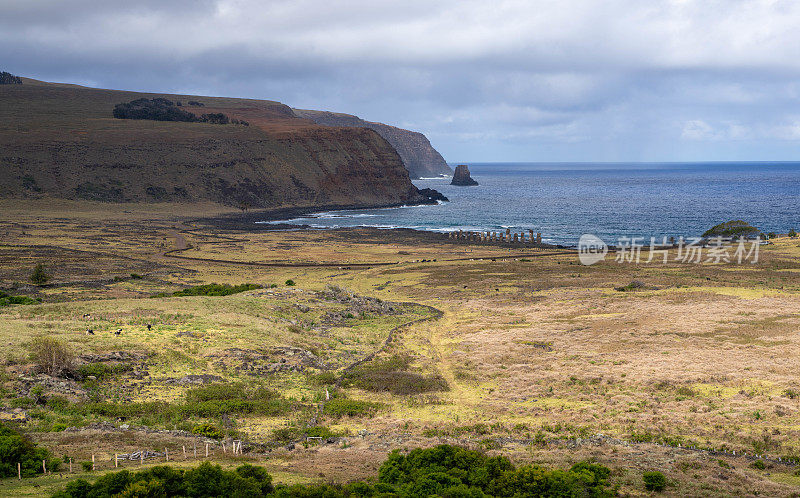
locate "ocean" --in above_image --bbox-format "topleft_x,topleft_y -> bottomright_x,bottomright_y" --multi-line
263,162 -> 800,246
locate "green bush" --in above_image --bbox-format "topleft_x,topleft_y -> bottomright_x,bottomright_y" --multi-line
80,461 -> 93,472
790,229 -> 798,238
49,383 -> 299,425
643,471 -> 667,491
0,291 -> 40,307
0,422 -> 58,477
53,462 -> 272,498
284,279 -> 295,286
52,446 -> 612,497
153,283 -> 262,298
750,459 -> 766,470
191,423 -> 223,440
322,397 -> 382,418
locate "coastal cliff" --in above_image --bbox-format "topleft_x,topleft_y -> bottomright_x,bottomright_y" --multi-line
293,109 -> 452,179
0,79 -> 437,209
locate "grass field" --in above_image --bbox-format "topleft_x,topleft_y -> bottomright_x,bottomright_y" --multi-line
2,200 -> 800,495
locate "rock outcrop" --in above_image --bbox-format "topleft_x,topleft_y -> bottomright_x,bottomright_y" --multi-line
0,79 -> 443,210
450,164 -> 479,186
293,109 -> 452,179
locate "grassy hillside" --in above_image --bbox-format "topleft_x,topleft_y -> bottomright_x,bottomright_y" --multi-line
2,201 -> 800,495
0,80 -> 428,209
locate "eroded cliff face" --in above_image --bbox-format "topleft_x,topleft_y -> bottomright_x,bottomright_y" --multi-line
293,109 -> 452,179
0,82 -> 430,209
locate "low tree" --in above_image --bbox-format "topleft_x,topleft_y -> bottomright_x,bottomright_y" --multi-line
28,337 -> 73,377
30,263 -> 50,286
643,471 -> 666,492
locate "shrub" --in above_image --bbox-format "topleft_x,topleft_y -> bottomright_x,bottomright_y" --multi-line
52,446 -> 613,497
285,279 -> 295,286
191,423 -> 223,440
153,283 -> 261,298
28,337 -> 73,377
80,461 -> 94,472
702,220 -> 760,238
322,397 -> 382,418
790,229 -> 798,238
643,471 -> 666,491
0,291 -> 39,307
0,422 -> 58,477
750,459 -> 766,470
30,263 -> 50,286
112,98 -> 232,125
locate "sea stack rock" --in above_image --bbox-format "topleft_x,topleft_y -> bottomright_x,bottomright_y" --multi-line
451,164 -> 479,186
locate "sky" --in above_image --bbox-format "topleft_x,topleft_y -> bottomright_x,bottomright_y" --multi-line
2,0 -> 800,162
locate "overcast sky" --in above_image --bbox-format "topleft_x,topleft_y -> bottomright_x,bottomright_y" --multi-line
3,0 -> 800,162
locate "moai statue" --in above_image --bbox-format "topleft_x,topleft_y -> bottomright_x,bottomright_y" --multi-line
529,229 -> 535,243
458,229 -> 463,240
513,233 -> 519,242
536,232 -> 542,244
520,232 -> 526,243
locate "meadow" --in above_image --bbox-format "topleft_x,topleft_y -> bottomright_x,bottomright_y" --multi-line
2,199 -> 800,496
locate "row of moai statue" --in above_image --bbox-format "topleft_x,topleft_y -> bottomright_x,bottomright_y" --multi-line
448,228 -> 542,244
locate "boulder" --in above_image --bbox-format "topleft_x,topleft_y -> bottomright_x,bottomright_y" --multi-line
450,165 -> 479,186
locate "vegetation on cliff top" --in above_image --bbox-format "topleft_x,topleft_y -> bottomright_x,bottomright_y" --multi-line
112,98 -> 243,125
0,71 -> 22,85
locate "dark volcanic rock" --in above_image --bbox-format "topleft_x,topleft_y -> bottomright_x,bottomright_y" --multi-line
417,188 -> 448,203
450,165 -> 479,186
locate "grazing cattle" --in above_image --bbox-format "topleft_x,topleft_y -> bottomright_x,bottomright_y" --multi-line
86,329 -> 94,335
114,328 -> 122,336
82,313 -> 91,319
146,324 -> 152,331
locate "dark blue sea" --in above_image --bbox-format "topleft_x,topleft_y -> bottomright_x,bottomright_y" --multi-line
264,162 -> 800,246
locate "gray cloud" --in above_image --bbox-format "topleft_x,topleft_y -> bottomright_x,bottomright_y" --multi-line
2,0 -> 800,161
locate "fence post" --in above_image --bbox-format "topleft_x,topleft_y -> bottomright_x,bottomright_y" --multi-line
183,445 -> 186,459
165,447 -> 168,462
43,459 -> 46,474
18,462 -> 21,480
205,443 -> 209,457
69,458 -> 72,473
140,451 -> 144,465
92,454 -> 95,472
115,454 -> 118,468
